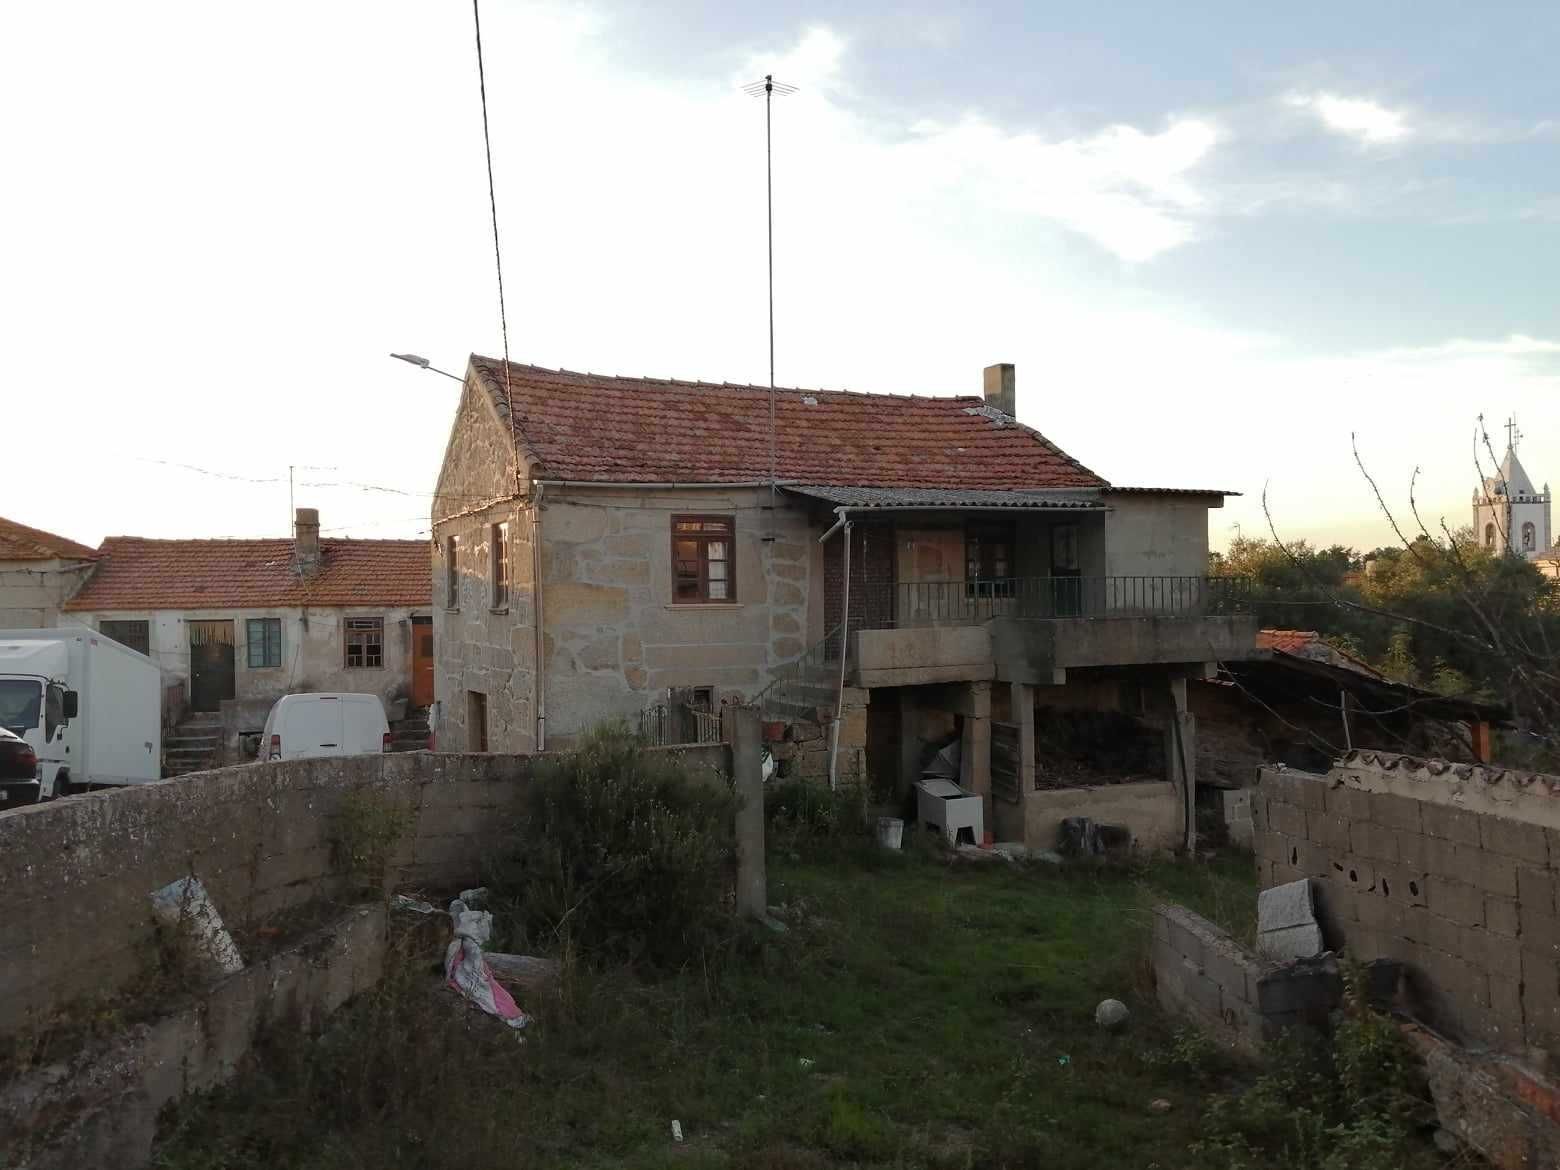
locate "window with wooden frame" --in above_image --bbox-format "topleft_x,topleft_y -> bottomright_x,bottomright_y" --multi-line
246,618 -> 282,668
491,522 -> 510,609
344,617 -> 384,669
671,516 -> 735,603
100,620 -> 150,656
445,536 -> 459,609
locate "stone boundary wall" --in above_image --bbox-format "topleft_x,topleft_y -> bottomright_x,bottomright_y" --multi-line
1,905 -> 386,1170
0,743 -> 730,1037
1150,904 -> 1264,1055
1252,750 -> 1560,1059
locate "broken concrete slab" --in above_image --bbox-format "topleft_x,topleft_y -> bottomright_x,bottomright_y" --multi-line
1257,878 -> 1323,961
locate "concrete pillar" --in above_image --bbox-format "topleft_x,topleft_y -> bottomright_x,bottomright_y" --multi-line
1010,683 -> 1035,836
960,681 -> 992,842
898,688 -> 922,805
730,705 -> 766,920
1163,676 -> 1196,853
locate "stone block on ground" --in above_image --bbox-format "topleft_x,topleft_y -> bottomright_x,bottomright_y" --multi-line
1257,878 -> 1323,961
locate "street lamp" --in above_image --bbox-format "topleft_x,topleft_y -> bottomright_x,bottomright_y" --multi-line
389,353 -> 465,383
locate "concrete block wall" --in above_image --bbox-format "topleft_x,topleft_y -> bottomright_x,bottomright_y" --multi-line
1151,903 -> 1264,1055
0,753 -> 516,1036
1252,751 -> 1560,1057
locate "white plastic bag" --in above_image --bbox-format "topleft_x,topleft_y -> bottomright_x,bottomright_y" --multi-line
148,876 -> 244,975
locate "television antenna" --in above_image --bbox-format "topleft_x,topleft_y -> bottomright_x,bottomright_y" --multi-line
743,73 -> 797,541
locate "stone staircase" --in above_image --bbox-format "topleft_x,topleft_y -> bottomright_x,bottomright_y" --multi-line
388,708 -> 432,753
164,711 -> 222,777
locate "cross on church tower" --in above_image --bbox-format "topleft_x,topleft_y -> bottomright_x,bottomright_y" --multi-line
1507,414 -> 1522,452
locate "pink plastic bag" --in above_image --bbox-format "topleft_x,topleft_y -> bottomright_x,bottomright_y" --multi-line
443,899 -> 529,1030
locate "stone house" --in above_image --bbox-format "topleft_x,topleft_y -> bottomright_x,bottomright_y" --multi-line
431,357 -> 1258,846
0,515 -> 98,627
62,509 -> 433,722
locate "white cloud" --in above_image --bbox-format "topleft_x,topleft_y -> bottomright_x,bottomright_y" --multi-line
1,4 -> 1553,559
1287,91 -> 1411,144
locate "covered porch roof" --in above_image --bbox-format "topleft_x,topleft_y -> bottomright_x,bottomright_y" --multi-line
784,484 -> 1109,513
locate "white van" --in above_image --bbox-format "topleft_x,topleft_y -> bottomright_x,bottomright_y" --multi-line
259,693 -> 390,761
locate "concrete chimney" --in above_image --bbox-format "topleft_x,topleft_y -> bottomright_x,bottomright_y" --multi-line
295,507 -> 321,577
983,363 -> 1016,417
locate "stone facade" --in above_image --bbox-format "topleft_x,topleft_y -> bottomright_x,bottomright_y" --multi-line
540,486 -> 819,744
430,375 -> 534,752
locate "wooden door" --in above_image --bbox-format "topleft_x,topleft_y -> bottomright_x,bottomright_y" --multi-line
188,620 -> 236,712
410,617 -> 434,708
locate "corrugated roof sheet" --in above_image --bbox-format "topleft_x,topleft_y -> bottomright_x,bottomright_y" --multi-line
0,516 -> 98,562
785,485 -> 1107,510
63,537 -> 431,611
469,358 -> 1108,490
1101,486 -> 1237,497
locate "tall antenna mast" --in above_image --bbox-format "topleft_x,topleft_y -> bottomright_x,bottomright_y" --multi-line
743,73 -> 796,540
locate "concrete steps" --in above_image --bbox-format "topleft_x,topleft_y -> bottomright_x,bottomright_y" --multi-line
388,709 -> 431,753
164,712 -> 223,776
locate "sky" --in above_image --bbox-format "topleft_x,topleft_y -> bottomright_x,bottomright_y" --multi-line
3,1 -> 1557,554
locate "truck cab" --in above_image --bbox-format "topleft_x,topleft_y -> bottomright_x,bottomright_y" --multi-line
0,641 -> 78,801
0,629 -> 160,801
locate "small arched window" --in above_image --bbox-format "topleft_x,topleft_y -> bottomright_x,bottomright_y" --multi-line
1523,522 -> 1537,551
1485,523 -> 1497,549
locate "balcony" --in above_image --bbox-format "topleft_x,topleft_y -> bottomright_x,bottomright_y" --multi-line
850,575 -> 1258,687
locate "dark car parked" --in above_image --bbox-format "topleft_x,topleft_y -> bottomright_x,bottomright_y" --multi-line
0,726 -> 40,807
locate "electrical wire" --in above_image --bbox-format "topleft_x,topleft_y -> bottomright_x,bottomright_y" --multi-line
471,0 -> 519,495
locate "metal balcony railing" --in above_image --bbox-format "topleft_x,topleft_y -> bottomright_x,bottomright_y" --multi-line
858,575 -> 1252,629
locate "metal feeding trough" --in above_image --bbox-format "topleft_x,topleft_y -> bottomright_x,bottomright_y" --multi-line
915,776 -> 984,846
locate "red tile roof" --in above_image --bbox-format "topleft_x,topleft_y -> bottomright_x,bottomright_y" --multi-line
62,537 -> 431,611
471,359 -> 1107,489
1255,629 -> 1320,654
1257,629 -> 1382,679
0,516 -> 97,562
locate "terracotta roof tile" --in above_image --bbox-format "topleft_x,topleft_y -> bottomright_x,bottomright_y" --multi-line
0,516 -> 98,562
471,359 -> 1107,490
63,537 -> 431,612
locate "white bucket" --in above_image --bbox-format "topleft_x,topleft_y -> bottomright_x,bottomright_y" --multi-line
876,816 -> 904,850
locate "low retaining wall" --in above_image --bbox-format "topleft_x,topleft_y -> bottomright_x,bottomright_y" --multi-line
1025,780 -> 1181,852
1252,752 -> 1560,1059
1,905 -> 386,1170
1150,904 -> 1264,1055
0,743 -> 732,1039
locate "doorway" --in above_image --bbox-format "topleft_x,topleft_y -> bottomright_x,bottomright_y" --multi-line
188,620 -> 236,712
410,617 -> 434,708
466,690 -> 488,752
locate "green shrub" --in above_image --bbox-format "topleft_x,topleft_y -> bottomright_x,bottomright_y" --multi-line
766,779 -> 868,840
495,723 -> 736,971
1193,965 -> 1437,1170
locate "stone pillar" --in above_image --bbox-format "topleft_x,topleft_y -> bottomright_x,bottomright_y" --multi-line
730,705 -> 766,920
1011,680 -> 1035,834
899,688 -> 922,804
1163,676 -> 1196,853
960,681 -> 992,841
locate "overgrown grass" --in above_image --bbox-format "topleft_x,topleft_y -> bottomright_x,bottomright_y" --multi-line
151,844 -> 1437,1170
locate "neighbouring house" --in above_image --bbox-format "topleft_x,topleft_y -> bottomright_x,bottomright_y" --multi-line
1192,629 -> 1509,791
431,356 -> 1259,849
62,510 -> 433,760
0,515 -> 98,627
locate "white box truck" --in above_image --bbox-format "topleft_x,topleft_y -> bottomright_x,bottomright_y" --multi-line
0,627 -> 162,804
